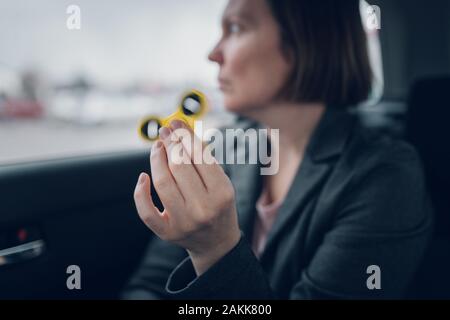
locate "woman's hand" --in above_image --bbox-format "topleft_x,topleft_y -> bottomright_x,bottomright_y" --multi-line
134,120 -> 241,275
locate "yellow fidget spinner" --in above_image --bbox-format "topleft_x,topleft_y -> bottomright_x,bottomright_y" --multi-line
138,89 -> 208,142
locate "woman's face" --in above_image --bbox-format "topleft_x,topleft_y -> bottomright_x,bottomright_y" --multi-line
208,0 -> 293,113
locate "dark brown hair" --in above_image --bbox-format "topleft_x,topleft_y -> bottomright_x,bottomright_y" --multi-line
266,0 -> 373,108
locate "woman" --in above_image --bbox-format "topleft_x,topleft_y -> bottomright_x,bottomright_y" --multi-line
124,0 -> 433,299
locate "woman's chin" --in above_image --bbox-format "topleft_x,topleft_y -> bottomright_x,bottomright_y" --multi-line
224,102 -> 261,119
223,97 -> 252,114
223,102 -> 240,113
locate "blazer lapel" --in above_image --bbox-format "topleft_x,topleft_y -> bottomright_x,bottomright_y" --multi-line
259,155 -> 331,260
260,108 -> 357,259
226,119 -> 264,239
232,162 -> 262,238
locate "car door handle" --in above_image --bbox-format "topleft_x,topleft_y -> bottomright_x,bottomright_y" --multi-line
0,240 -> 46,267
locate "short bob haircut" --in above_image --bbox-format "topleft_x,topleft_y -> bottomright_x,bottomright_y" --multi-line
266,0 -> 373,108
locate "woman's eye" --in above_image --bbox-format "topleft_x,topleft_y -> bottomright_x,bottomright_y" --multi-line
229,23 -> 242,34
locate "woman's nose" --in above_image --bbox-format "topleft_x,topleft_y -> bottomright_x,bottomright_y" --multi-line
208,42 -> 224,65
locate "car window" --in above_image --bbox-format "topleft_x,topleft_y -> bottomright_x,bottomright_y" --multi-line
0,0 -> 230,165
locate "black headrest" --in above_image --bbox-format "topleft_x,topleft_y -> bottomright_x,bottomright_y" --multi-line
406,76 -> 450,236
406,76 -> 450,175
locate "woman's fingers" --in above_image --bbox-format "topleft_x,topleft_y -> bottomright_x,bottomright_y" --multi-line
133,172 -> 167,235
150,140 -> 186,214
169,120 -> 226,191
135,123 -> 240,254
159,126 -> 208,197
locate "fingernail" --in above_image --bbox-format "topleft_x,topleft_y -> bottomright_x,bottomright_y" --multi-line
152,140 -> 163,154
159,126 -> 171,140
151,141 -> 162,156
170,120 -> 184,130
138,173 -> 146,184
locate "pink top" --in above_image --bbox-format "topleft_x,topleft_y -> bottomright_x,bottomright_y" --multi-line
251,187 -> 283,258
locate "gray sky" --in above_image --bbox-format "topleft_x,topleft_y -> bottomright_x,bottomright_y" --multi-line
0,0 -> 227,86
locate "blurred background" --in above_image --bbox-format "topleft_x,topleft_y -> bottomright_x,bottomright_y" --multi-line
0,0 -> 449,299
0,0 -> 231,165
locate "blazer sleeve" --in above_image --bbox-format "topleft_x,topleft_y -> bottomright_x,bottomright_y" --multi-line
292,148 -> 433,299
164,144 -> 433,299
121,236 -> 188,300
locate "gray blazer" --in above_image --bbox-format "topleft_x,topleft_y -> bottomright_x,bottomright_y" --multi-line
123,108 -> 433,299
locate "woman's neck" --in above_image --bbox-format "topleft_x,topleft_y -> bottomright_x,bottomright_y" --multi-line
243,102 -> 326,155
240,102 -> 326,203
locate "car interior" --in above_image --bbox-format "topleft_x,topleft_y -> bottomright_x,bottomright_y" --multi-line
0,0 -> 449,299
